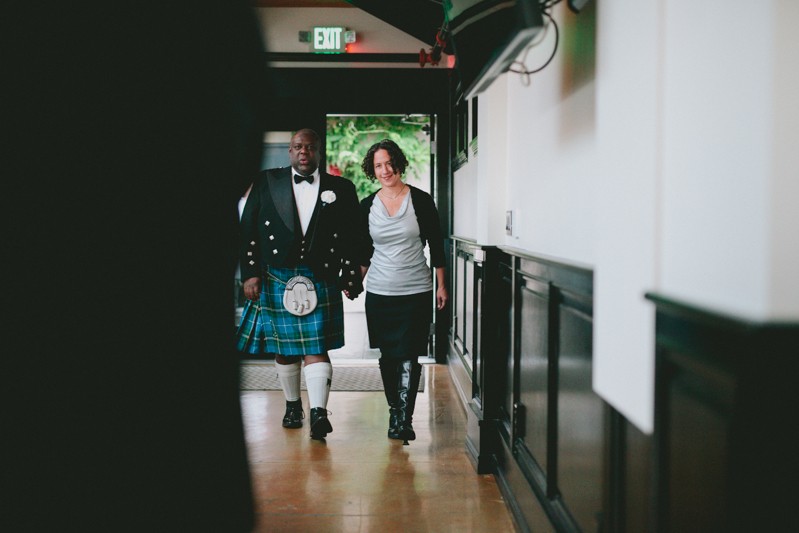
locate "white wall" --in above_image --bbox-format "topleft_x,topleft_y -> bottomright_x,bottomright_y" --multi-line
477,77 -> 509,244
465,0 -> 799,433
593,0 -> 661,432
656,0 -> 799,325
453,76 -> 510,244
453,156 -> 478,240
658,1 -> 799,322
502,8 -> 597,262
771,1 -> 799,319
659,0 -> 772,320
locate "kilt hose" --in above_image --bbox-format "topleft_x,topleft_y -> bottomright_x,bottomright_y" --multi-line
235,265 -> 344,356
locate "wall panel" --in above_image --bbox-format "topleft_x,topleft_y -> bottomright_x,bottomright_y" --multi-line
518,277 -> 550,475
649,294 -> 799,533
449,240 -> 605,532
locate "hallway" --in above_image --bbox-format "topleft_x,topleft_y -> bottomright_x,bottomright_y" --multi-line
241,364 -> 517,532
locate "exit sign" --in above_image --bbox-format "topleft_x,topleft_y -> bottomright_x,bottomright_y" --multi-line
313,26 -> 345,53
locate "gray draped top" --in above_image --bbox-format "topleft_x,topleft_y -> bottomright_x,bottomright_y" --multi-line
366,192 -> 433,296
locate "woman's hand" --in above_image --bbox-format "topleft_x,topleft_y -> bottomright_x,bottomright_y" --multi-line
243,277 -> 261,301
436,285 -> 448,310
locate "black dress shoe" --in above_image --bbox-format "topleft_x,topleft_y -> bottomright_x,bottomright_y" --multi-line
282,400 -> 304,429
309,407 -> 333,440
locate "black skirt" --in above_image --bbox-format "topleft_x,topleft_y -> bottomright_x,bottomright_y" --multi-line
365,291 -> 433,359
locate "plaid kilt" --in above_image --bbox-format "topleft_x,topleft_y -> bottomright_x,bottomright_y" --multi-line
235,265 -> 344,356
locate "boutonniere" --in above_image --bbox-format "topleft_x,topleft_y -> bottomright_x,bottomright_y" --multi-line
321,190 -> 336,205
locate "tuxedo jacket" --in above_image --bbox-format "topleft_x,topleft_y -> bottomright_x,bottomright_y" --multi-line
240,166 -> 363,295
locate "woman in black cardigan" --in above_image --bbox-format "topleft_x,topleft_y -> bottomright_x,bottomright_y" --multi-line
357,139 -> 448,443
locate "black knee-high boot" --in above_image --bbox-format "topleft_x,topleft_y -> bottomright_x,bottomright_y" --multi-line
394,359 -> 422,442
406,360 -> 422,429
379,358 -> 400,438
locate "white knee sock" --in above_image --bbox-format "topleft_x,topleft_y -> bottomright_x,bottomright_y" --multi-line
304,362 -> 332,409
275,361 -> 302,402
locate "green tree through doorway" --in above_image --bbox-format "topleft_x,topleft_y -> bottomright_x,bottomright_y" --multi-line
326,115 -> 431,200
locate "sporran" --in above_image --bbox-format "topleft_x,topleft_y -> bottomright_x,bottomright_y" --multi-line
281,275 -> 317,316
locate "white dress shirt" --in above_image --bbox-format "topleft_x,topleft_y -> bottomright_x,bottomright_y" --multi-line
292,170 -> 320,235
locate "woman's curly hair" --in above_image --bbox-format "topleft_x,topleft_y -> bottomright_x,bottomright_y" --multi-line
360,139 -> 409,181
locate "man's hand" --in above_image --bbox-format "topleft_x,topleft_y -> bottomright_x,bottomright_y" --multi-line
243,277 -> 261,301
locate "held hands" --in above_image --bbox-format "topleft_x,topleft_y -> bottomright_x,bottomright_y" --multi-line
243,277 -> 261,301
342,266 -> 367,300
343,285 -> 364,300
436,285 -> 448,310
343,282 -> 363,300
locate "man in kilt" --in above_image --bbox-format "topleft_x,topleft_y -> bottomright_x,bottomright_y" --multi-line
238,128 -> 363,440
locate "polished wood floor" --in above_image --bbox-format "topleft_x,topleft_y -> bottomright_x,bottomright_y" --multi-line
241,363 -> 517,532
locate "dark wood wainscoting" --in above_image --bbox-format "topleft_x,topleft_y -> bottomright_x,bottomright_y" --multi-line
446,240 -> 798,532
448,239 -> 608,532
647,294 -> 799,533
605,407 -> 654,533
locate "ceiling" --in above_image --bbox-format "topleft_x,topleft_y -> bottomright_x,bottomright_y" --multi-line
254,0 -> 451,52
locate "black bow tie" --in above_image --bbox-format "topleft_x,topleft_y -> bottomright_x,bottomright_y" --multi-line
294,174 -> 314,184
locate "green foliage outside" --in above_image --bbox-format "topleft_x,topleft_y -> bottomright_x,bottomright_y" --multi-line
326,115 -> 431,200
